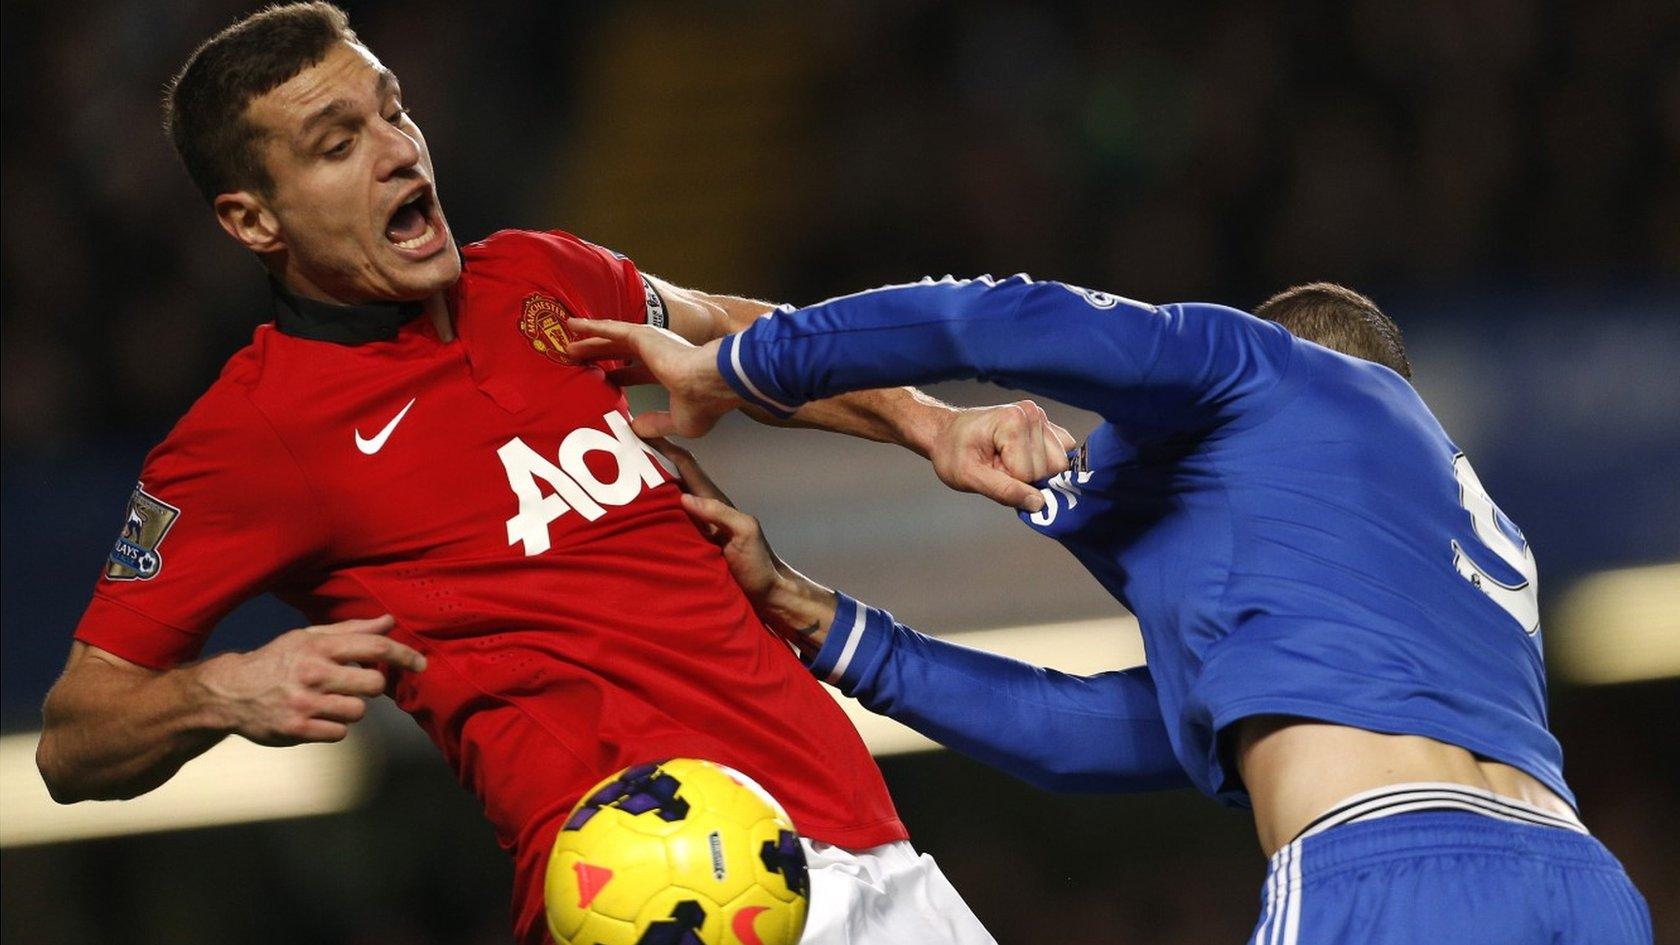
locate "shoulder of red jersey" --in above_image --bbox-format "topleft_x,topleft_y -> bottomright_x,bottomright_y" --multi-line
461,229 -> 662,329
144,346 -> 298,477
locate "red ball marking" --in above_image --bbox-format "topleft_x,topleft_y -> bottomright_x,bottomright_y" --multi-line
732,904 -> 770,945
573,861 -> 614,910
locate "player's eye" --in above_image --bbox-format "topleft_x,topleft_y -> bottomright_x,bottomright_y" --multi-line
324,138 -> 353,158
386,106 -> 412,124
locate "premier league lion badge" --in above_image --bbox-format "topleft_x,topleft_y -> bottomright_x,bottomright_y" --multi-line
106,483 -> 180,581
519,293 -> 577,365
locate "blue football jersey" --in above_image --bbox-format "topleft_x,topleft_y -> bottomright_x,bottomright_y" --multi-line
720,276 -> 1571,809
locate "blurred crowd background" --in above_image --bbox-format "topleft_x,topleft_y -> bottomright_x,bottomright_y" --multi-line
2,1 -> 1676,943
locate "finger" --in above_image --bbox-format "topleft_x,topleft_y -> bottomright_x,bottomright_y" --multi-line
324,634 -> 428,673
630,411 -> 678,439
1049,421 -> 1078,453
966,466 -> 1047,512
292,718 -> 350,743
565,337 -> 633,362
995,406 -> 1048,482
655,443 -> 734,505
647,437 -> 694,465
312,694 -> 369,724
1024,409 -> 1070,477
311,614 -> 397,636
1043,433 -> 1072,476
321,665 -> 390,698
605,363 -> 657,386
1024,407 -> 1053,481
1025,409 -> 1053,480
679,493 -> 750,536
566,317 -> 636,340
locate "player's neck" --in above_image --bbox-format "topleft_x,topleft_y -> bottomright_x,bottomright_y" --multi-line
423,291 -> 454,342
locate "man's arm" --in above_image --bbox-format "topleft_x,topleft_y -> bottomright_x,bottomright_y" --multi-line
644,276 -> 956,448
37,617 -> 424,803
661,443 -> 1188,794
714,276 -> 1294,431
631,276 -> 1075,509
779,586 -> 1188,794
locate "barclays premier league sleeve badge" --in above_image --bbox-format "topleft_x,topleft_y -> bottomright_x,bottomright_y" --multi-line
105,484 -> 180,581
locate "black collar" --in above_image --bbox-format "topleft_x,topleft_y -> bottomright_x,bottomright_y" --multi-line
269,277 -> 424,345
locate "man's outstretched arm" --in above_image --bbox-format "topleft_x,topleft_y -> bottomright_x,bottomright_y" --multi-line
645,274 -> 956,457
800,592 -> 1188,794
660,443 -> 1189,795
711,276 -> 1294,430
614,276 -> 1075,510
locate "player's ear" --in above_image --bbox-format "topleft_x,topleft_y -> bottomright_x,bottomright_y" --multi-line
213,190 -> 286,255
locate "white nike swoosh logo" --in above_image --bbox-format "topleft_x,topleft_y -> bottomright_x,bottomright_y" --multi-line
355,398 -> 416,455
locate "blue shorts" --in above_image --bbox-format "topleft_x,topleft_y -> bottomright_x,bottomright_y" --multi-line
1248,787 -> 1651,945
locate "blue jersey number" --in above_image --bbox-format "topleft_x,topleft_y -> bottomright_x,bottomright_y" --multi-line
1450,454 -> 1540,635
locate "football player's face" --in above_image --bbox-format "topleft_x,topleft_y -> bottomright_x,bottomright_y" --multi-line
239,41 -> 459,303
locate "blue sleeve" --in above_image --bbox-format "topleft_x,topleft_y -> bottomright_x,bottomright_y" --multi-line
718,276 -> 1296,432
811,592 -> 1190,794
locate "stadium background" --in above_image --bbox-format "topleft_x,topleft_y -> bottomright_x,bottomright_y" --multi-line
2,1 -> 1676,942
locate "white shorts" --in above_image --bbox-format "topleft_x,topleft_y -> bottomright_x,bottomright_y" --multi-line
798,839 -> 997,945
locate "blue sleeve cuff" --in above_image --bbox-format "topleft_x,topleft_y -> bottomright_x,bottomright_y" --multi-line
806,591 -> 895,696
716,319 -> 803,420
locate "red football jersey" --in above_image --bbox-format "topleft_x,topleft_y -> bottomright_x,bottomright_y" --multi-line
74,229 -> 906,944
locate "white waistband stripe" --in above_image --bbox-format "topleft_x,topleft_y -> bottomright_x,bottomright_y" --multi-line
1293,782 -> 1587,844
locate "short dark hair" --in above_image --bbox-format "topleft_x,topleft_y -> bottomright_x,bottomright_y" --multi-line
1254,282 -> 1413,379
163,2 -> 358,202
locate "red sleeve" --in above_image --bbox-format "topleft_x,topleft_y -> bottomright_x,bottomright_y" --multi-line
73,386 -> 329,669
528,229 -> 659,327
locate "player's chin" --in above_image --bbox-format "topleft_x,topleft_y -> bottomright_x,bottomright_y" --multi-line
380,237 -> 460,298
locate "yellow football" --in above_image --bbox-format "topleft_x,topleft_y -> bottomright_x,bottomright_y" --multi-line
544,758 -> 810,945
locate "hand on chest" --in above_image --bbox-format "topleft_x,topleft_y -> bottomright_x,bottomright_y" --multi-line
307,308 -> 671,563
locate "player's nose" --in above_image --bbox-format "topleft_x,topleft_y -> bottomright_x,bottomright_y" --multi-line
373,122 -> 423,179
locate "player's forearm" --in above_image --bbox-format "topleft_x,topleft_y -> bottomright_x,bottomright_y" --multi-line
714,276 -> 1154,420
754,565 -> 841,661
692,290 -> 961,450
809,594 -> 1191,794
708,293 -> 778,334
37,657 -> 231,803
768,387 -> 954,457
656,282 -> 777,345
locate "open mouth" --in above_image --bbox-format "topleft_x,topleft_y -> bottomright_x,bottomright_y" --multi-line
384,188 -> 444,254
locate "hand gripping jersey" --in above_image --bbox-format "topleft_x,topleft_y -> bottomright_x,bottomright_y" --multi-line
718,276 -> 1572,811
75,230 -> 905,944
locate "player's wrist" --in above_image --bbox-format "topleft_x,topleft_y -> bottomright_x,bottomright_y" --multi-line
688,339 -> 747,410
896,390 -> 959,459
182,655 -> 245,736
761,565 -> 837,646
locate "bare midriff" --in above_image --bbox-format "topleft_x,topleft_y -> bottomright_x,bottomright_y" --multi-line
1235,715 -> 1577,855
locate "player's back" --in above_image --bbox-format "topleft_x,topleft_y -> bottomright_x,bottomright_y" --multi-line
1031,319 -> 1567,809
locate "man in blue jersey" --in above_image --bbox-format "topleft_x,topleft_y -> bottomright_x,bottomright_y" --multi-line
569,278 -> 1651,943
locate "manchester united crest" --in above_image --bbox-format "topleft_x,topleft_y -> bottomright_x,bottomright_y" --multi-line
519,293 -> 576,364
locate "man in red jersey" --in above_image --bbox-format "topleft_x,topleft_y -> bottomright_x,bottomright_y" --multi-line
32,5 -> 1073,944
